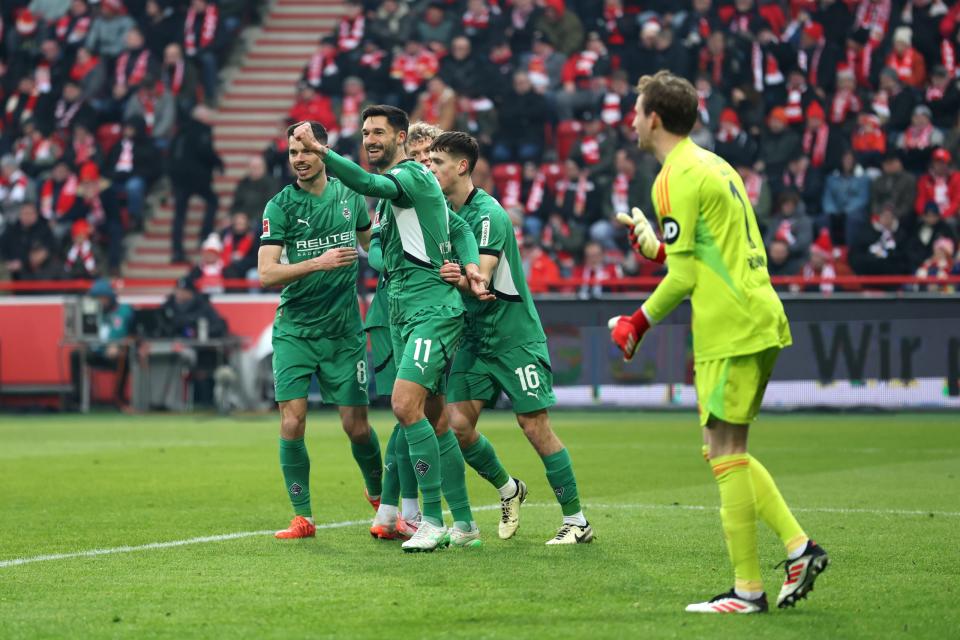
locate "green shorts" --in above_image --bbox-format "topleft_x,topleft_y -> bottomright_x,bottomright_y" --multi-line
272,331 -> 369,405
694,347 -> 781,427
366,325 -> 396,397
391,306 -> 463,395
447,341 -> 555,414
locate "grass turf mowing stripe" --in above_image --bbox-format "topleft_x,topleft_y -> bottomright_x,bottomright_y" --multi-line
3,501 -> 956,570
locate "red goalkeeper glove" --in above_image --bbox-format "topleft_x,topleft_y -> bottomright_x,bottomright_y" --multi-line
608,308 -> 652,361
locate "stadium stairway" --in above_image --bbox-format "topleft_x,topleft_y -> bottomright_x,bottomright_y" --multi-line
123,0 -> 345,280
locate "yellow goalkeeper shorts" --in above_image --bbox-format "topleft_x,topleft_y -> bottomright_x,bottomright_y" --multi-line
694,347 -> 781,427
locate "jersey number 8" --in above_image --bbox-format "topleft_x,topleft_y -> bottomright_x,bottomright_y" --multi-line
356,360 -> 367,384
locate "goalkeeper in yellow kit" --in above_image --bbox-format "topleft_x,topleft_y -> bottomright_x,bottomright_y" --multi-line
609,71 -> 829,614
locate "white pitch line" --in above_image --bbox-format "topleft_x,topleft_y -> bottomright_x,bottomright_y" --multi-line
2,502 -> 956,570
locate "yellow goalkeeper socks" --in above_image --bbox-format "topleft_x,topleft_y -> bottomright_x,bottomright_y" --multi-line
749,455 -> 809,557
711,454 -> 764,595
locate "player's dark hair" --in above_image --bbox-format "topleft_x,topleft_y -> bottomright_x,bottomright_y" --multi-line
429,131 -> 479,173
286,120 -> 328,144
361,105 -> 409,134
636,70 -> 698,136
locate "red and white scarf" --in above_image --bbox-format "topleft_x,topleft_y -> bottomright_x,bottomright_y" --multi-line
942,39 -> 956,78
557,176 -> 590,216
580,136 -> 600,165
463,8 -> 492,31
854,0 -> 890,36
391,52 -> 437,93
0,170 -> 28,203
830,89 -> 861,124
70,54 -> 100,83
84,191 -> 105,226
902,123 -> 933,150
611,172 -> 629,214
5,92 -> 38,128
40,175 -> 78,219
340,93 -> 364,137
526,54 -> 549,90
66,240 -> 96,274
604,5 -> 625,45
887,48 -> 917,84
306,50 -> 339,87
751,42 -> 784,92
601,92 -> 622,125
699,49 -> 725,87
140,91 -> 156,134
359,48 -> 385,70
798,44 -> 823,86
55,13 -> 90,44
223,232 -> 254,263
73,136 -> 96,165
803,124 -> 829,168
166,60 -> 185,95
115,49 -> 150,91
184,4 -> 218,55
115,139 -> 134,173
338,15 -> 365,52
742,170 -> 762,206
784,86 -> 805,124
54,98 -> 83,131
930,175 -> 951,212
802,261 -> 836,293
926,83 -> 945,102
526,170 -> 545,214
196,261 -> 225,293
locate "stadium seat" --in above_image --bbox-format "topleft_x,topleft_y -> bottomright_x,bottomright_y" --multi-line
555,120 -> 583,163
491,162 -> 522,209
96,123 -> 123,156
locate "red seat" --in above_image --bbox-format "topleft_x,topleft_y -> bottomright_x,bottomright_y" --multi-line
491,162 -> 522,209
96,123 -> 123,156
539,162 -> 563,193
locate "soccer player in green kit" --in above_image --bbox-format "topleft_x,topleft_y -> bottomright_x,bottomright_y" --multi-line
258,121 -> 383,540
430,132 -> 592,545
609,71 -> 828,612
293,108 -> 489,552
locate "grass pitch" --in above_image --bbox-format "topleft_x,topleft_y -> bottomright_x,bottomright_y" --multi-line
1,410 -> 957,639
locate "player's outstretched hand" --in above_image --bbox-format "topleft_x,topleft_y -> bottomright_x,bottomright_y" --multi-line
608,310 -> 652,361
465,263 -> 495,302
312,247 -> 357,271
293,122 -> 329,157
439,259 -> 463,285
616,207 -> 665,264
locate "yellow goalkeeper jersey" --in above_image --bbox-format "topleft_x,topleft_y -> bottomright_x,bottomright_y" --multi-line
651,137 -> 792,362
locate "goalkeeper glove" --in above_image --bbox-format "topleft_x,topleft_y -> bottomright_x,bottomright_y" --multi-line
616,207 -> 666,264
608,308 -> 652,361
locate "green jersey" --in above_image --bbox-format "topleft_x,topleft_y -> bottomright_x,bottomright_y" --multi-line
363,212 -> 389,330
651,137 -> 791,361
377,159 -> 464,319
261,180 -> 371,339
457,188 -> 546,355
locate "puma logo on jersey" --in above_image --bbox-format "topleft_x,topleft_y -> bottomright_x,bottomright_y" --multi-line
414,362 -> 427,374
526,391 -> 539,398
297,218 -> 310,227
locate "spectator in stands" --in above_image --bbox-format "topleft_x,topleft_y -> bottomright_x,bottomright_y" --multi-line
0,154 -> 35,218
20,237 -> 62,283
572,240 -> 621,299
798,21 -> 841,97
84,0 -> 135,60
765,239 -> 796,278
569,112 -> 616,193
851,112 -> 887,169
870,152 -> 916,224
14,119 -> 63,178
38,159 -> 79,233
416,2 -> 457,56
183,0 -> 222,105
849,202 -> 910,277
411,77 -> 456,133
142,0 -> 183,59
914,236 -> 954,293
219,211 -> 258,279
521,237 -> 561,294
1,201 -> 55,280
7,10 -> 43,84
49,78 -> 95,136
333,76 -> 370,159
112,27 -> 158,108
556,31 -> 610,120
354,39 -> 391,102
69,47 -> 107,106
55,0 -> 94,58
492,71 -> 547,164
604,148 -> 651,228
795,229 -> 837,294
389,38 -> 439,112
4,76 -> 47,142
802,101 -> 842,176
539,0 -> 585,56
168,105 -> 222,263
63,218 -> 101,279
829,65 -> 862,130
75,161 -> 123,272
907,201 -> 956,271
541,211 -> 585,273
759,107 -> 800,187
715,107 -> 757,168
481,39 -> 518,102
367,0 -> 413,52
34,38 -> 67,99
822,149 -> 871,245
875,67 -> 915,134
440,36 -> 485,97
335,0 -> 366,57
65,121 -> 102,168
897,105 -> 943,174
519,30 -> 564,96
105,115 -> 161,230
69,277 -> 133,409
190,233 -> 225,294
302,36 -> 341,96
124,75 -> 176,150
231,155 -> 278,220
287,83 -> 337,141
886,26 -> 926,89
506,0 -> 543,54
926,66 -> 959,131
460,0 -> 504,52
765,189 -> 812,274
553,157 -> 600,231
162,43 -> 200,114
914,148 -> 960,226
453,93 -> 497,152
737,164 -> 772,234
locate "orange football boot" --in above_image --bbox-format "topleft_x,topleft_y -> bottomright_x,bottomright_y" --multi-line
365,489 -> 381,511
275,516 -> 316,539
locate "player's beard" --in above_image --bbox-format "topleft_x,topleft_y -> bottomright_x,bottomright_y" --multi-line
367,139 -> 397,171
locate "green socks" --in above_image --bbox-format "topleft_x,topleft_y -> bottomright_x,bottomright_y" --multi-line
543,448 -> 581,517
379,425 -> 400,508
394,423 -> 419,500
279,437 -> 312,517
403,418 -> 443,525
350,426 -> 382,499
438,429 -> 473,528
462,434 -> 510,490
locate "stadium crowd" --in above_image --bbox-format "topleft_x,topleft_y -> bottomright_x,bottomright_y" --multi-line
0,0 -> 257,280
4,0 -> 960,294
